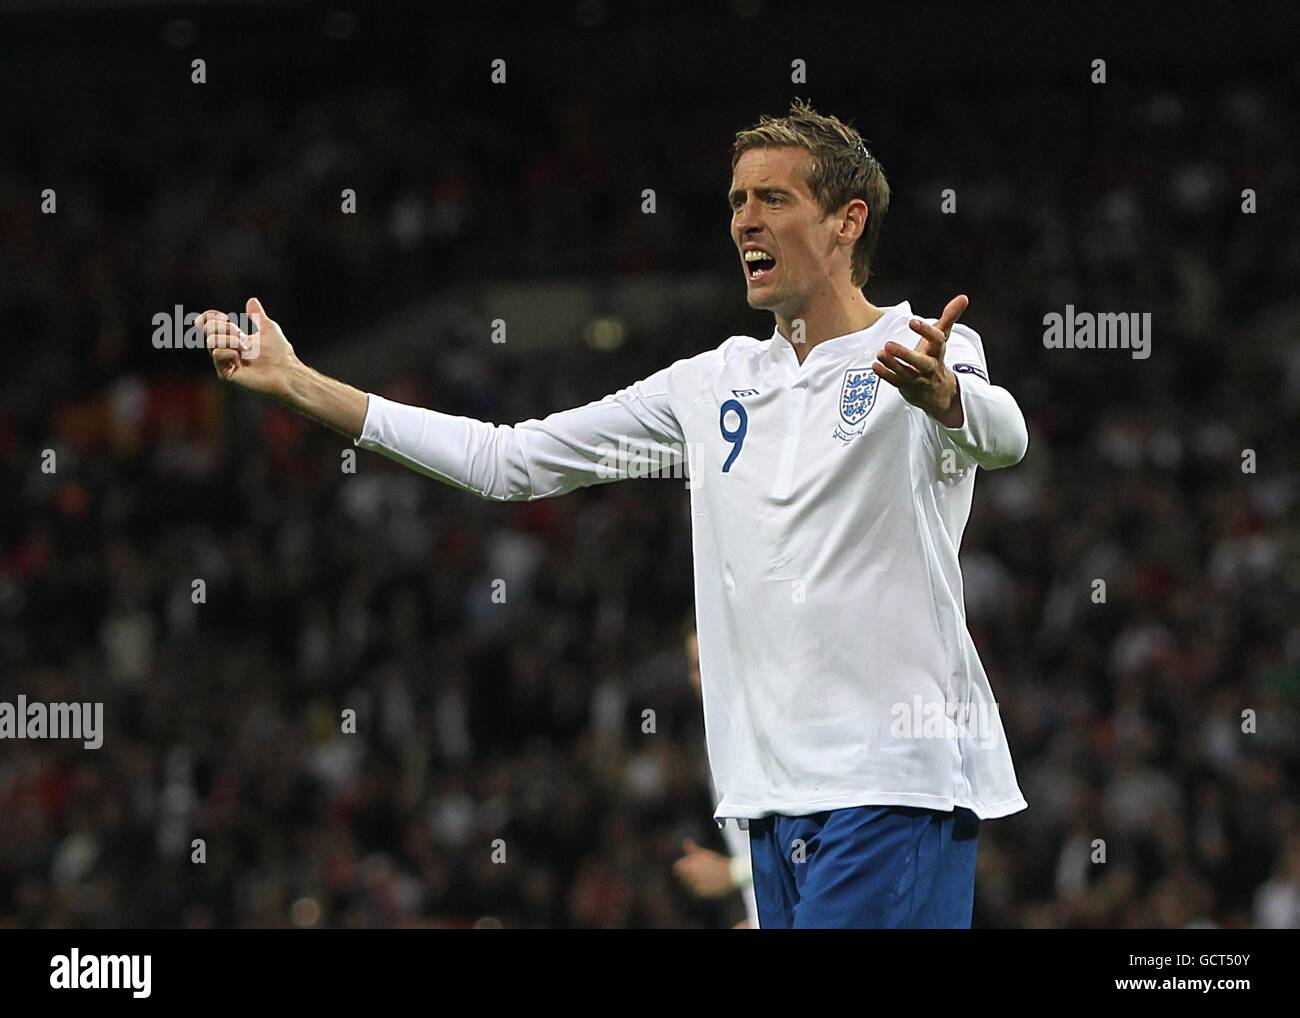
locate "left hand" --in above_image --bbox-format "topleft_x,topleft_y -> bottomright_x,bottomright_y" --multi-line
872,294 -> 968,428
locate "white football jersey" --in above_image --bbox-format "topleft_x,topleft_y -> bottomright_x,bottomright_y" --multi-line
356,301 -> 1029,822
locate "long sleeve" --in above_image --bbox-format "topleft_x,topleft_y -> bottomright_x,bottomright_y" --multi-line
353,364 -> 687,501
928,322 -> 1029,470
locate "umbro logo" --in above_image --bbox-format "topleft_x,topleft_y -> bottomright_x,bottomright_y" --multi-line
731,388 -> 760,398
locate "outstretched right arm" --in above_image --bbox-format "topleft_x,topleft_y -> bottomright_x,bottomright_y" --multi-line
201,299 -> 687,502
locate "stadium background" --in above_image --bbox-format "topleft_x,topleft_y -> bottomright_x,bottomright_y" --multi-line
1,0 -> 1298,928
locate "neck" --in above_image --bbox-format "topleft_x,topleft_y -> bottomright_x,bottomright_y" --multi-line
775,287 -> 884,364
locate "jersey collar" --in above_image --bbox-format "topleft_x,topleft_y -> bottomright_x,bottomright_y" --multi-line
764,301 -> 913,370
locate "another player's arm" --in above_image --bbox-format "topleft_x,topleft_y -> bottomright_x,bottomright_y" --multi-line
673,839 -> 752,898
200,299 -> 687,500
872,294 -> 1028,470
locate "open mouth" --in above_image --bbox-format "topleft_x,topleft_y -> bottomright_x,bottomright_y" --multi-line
744,249 -> 777,281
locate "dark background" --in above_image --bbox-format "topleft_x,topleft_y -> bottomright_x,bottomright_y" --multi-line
0,0 -> 1297,927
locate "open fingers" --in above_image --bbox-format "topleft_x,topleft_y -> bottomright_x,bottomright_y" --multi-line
908,317 -> 950,353
935,293 -> 969,336
876,352 -> 918,385
872,359 -> 909,388
882,341 -> 937,376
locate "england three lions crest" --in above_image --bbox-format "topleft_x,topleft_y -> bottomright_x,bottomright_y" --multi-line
840,368 -> 879,426
833,367 -> 879,444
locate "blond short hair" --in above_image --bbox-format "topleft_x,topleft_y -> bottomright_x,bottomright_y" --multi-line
732,99 -> 890,287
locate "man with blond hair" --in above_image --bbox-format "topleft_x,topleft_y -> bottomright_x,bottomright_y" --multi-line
199,100 -> 1028,928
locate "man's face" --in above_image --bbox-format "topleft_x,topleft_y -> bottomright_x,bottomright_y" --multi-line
729,146 -> 840,316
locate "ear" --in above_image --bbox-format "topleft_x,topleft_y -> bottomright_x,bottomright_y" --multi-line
839,197 -> 869,247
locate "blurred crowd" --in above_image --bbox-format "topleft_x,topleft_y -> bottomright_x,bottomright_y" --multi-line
1,10 -> 1299,928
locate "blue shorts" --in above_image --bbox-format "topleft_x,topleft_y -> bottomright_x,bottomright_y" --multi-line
748,805 -> 980,928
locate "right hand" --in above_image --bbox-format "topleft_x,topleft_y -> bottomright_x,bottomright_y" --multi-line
200,297 -> 299,400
